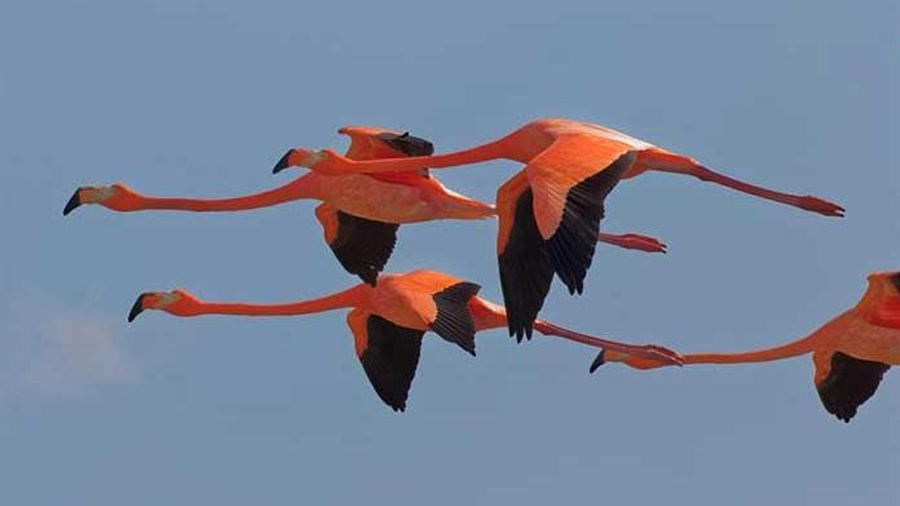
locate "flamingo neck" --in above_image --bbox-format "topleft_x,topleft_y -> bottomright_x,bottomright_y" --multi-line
332,136 -> 513,173
129,175 -> 324,212
684,333 -> 819,365
193,285 -> 365,317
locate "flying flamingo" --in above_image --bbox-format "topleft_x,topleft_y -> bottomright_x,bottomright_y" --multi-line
64,126 -> 666,285
590,271 -> 899,422
275,118 -> 845,340
127,269 -> 683,411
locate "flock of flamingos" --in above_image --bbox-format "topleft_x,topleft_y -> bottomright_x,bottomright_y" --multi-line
64,118 -> 897,421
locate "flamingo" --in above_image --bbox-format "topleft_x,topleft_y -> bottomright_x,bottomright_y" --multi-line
127,269 -> 683,411
591,271 -> 900,422
64,126 -> 666,285
275,118 -> 845,340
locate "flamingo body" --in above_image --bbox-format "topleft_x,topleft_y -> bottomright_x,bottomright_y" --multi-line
299,170 -> 494,224
65,128 -> 493,284
594,271 -> 900,422
295,117 -> 844,338
130,269 -> 681,411
66,123 -> 667,285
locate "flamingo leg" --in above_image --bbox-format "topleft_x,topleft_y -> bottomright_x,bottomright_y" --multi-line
533,321 -> 683,366
597,232 -> 667,253
677,165 -> 845,217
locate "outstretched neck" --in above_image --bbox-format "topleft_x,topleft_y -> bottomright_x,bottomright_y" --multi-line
131,175 -> 324,212
330,136 -> 513,174
195,285 -> 366,317
685,332 -> 820,365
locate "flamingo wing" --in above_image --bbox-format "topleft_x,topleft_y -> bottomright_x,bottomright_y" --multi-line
497,172 -> 555,341
348,309 -> 424,412
428,281 -> 481,356
814,350 -> 890,422
384,271 -> 481,355
369,131 -> 434,182
315,204 -> 399,285
377,131 -> 435,158
497,136 -> 636,339
341,129 -> 433,182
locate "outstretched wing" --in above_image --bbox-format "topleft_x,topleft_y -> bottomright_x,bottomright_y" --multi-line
315,204 -> 399,285
814,350 -> 890,422
527,136 -> 636,293
348,309 -> 425,412
429,281 -> 481,356
497,172 -> 555,341
497,136 -> 636,339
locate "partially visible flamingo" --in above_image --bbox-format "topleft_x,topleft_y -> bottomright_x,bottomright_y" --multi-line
591,271 -> 900,422
276,118 -> 845,340
127,269 -> 683,411
64,126 -> 666,285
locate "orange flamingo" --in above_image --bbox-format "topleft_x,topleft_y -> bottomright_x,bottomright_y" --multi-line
127,269 -> 683,411
591,271 -> 900,422
276,118 -> 845,339
64,126 -> 666,285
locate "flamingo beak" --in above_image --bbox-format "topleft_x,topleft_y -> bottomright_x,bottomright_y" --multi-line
63,189 -> 82,216
128,294 -> 148,323
272,149 -> 296,174
588,350 -> 606,373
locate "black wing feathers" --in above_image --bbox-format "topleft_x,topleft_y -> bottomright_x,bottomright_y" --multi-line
430,282 -> 481,356
329,211 -> 399,285
377,132 -> 435,157
817,351 -> 890,422
358,315 -> 425,412
545,151 -> 635,295
499,151 -> 635,340
498,188 -> 554,341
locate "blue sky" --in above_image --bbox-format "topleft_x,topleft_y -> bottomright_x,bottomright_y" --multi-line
1,0 -> 897,503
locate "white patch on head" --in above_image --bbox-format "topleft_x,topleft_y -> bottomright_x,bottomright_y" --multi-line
302,150 -> 327,167
81,185 -> 118,204
155,291 -> 182,309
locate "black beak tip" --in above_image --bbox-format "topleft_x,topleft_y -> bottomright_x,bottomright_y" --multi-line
589,350 -> 606,374
128,294 -> 147,323
63,189 -> 82,216
272,150 -> 294,174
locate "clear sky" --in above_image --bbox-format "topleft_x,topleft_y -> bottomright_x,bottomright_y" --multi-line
1,0 -> 897,504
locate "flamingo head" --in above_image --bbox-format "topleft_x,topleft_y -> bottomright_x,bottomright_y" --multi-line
63,184 -> 143,215
588,349 -> 672,372
271,148 -> 338,174
128,289 -> 203,322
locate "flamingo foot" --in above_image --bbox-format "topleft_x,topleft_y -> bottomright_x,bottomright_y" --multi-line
598,233 -> 668,254
796,196 -> 845,217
